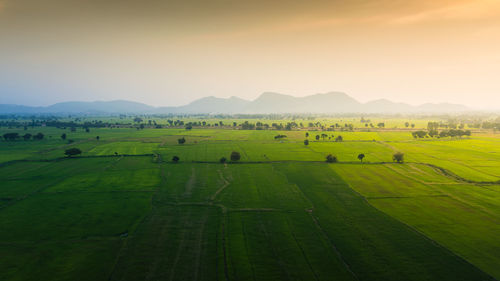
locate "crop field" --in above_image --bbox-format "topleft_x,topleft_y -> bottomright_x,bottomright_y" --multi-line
1,124 -> 499,281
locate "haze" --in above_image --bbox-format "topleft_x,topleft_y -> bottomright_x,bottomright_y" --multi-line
1,0 -> 500,109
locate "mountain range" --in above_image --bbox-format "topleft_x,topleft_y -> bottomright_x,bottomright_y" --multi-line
0,92 -> 469,114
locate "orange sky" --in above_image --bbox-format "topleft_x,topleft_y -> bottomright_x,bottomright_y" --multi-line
1,0 -> 500,108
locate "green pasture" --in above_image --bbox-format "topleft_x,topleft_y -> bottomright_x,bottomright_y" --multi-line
1,125 -> 499,280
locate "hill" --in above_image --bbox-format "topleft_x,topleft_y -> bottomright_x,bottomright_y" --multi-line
0,92 -> 468,114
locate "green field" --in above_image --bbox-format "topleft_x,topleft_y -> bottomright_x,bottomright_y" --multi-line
1,124 -> 499,281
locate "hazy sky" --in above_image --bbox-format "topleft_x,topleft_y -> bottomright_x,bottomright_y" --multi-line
1,0 -> 500,108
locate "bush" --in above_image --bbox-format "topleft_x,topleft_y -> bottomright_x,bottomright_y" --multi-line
326,154 -> 337,163
64,148 -> 82,157
172,156 -> 180,163
393,152 -> 404,163
230,151 -> 241,162
220,157 -> 227,163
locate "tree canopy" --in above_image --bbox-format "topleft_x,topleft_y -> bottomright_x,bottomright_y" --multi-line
230,151 -> 241,162
326,154 -> 338,163
64,148 -> 82,157
393,152 -> 404,163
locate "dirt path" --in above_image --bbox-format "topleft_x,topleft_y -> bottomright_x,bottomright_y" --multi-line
211,169 -> 230,201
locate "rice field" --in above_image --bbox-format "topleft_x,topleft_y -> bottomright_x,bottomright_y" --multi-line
1,125 -> 499,281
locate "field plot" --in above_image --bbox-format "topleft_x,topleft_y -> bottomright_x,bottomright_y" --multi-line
110,205 -> 222,281
275,163 -> 493,281
88,141 -> 160,155
389,138 -> 500,182
226,211 -> 356,281
0,158 -> 154,281
333,163 -> 500,280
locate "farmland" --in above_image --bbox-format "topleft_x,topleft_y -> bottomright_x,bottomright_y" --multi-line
1,122 -> 499,281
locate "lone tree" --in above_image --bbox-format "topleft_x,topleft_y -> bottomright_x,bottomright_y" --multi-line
96,136 -> 100,141
315,135 -> 320,141
178,137 -> 186,144
22,133 -> 32,141
393,152 -> 404,163
64,148 -> 82,157
33,132 -> 44,140
230,151 -> 241,162
305,132 -> 309,138
172,156 -> 180,163
220,157 -> 227,164
326,154 -> 338,163
61,133 -> 66,140
304,139 -> 309,146
358,153 -> 365,163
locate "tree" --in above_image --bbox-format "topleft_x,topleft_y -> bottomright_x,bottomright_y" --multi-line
305,132 -> 309,138
85,128 -> 90,133
64,148 -> 82,157
315,135 -> 320,141
178,137 -> 186,144
3,133 -> 20,141
335,135 -> 343,142
172,156 -> 180,163
393,152 -> 404,163
33,132 -> 44,140
405,122 -> 410,128
61,133 -> 67,140
220,157 -> 227,164
326,154 -> 338,163
185,124 -> 193,130
304,139 -> 309,146
230,151 -> 241,162
22,133 -> 32,141
274,134 -> 287,140
133,117 -> 143,123
96,136 -> 100,141
412,130 -> 427,138
358,153 -> 365,163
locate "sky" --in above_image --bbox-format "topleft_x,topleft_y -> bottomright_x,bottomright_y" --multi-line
1,0 -> 500,108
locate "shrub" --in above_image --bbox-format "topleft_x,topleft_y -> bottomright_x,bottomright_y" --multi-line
230,151 -> 241,162
326,154 -> 338,163
64,148 -> 82,157
393,152 -> 404,163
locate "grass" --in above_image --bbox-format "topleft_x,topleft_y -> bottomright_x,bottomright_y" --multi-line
334,163 -> 500,279
0,125 -> 499,280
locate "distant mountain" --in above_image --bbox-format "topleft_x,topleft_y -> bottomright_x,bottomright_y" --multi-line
0,92 -> 469,114
0,100 -> 154,114
157,96 -> 250,114
45,100 -> 154,113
